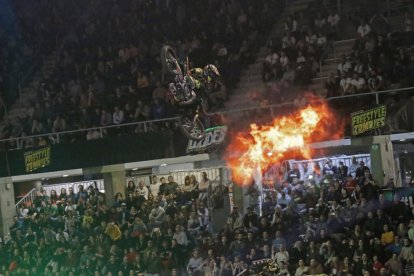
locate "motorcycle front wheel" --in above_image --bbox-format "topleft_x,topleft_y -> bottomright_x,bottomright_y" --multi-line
178,115 -> 205,141
161,45 -> 182,76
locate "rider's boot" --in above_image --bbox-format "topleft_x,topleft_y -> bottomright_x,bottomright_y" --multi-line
169,83 -> 181,102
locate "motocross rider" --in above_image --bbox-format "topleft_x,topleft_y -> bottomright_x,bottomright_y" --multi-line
169,64 -> 220,106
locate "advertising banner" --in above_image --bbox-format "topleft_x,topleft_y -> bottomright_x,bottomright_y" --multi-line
24,146 -> 51,172
187,126 -> 227,154
351,105 -> 386,136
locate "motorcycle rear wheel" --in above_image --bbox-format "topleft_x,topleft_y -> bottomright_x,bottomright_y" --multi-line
178,115 -> 205,141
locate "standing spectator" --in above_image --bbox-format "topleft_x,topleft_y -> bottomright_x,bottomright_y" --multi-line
149,176 -> 161,196
198,172 -> 210,203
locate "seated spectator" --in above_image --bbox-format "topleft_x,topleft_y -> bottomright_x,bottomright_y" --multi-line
367,70 -> 385,92
112,106 -> 125,125
385,253 -> 404,275
357,19 -> 371,39
350,73 -> 367,93
381,224 -> 395,246
273,244 -> 289,266
295,259 -> 309,276
308,258 -> 324,275
337,55 -> 353,75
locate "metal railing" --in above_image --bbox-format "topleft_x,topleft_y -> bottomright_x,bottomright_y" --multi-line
0,85 -> 413,151
327,86 -> 414,104
15,188 -> 38,213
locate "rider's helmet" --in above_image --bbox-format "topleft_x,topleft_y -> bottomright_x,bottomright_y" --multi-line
203,64 -> 220,83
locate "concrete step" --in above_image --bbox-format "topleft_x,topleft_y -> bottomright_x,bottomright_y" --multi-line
238,73 -> 262,83
237,81 -> 264,92
225,0 -> 318,110
248,62 -> 264,71
8,107 -> 28,117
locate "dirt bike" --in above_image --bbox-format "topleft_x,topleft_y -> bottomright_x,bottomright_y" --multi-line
161,45 -> 207,141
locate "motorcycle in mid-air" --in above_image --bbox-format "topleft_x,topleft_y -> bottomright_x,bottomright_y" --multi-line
160,45 -> 209,141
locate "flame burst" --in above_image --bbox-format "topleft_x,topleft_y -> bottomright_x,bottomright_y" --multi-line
225,100 -> 340,184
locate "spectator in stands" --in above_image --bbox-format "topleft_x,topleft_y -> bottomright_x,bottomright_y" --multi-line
368,70 -> 385,92
350,72 -> 367,93
357,19 -> 371,39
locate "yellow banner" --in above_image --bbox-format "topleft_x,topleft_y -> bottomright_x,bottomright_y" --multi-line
24,147 -> 51,172
351,105 -> 386,136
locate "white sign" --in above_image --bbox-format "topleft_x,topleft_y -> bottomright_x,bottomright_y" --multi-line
187,126 -> 227,153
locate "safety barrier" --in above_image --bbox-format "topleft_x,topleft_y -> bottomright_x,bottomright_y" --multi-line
0,86 -> 413,151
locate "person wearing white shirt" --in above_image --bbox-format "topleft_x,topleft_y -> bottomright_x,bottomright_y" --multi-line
277,192 -> 291,208
297,51 -> 306,64
337,55 -> 353,74
149,175 -> 161,196
295,259 -> 309,276
273,244 -> 290,266
357,19 -> 371,38
327,11 -> 340,26
112,106 -> 124,124
135,181 -> 149,200
148,203 -> 165,224
282,33 -> 296,49
354,59 -> 365,74
86,129 -> 102,140
173,225 -> 188,246
305,30 -> 318,45
187,250 -> 204,274
265,52 -> 279,65
350,73 -> 366,93
317,33 -> 327,47
314,13 -> 326,29
339,73 -> 352,95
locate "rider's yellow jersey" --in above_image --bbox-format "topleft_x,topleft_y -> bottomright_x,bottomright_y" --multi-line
189,68 -> 204,90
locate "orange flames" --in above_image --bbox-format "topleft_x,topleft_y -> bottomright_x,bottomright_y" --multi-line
225,99 -> 341,184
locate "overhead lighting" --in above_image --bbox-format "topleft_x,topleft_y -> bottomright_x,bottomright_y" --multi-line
400,139 -> 406,142
160,163 -> 167,166
132,168 -> 138,171
62,174 -> 69,177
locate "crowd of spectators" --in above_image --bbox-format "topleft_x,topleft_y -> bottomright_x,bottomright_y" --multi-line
262,7 -> 340,89
3,172 -> 216,275
0,0 -> 87,108
327,12 -> 414,98
3,156 -> 414,275
0,0 -> 284,148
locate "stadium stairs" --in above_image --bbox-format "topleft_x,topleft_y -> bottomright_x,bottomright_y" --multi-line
1,0 -> 100,131
5,53 -> 58,122
224,0 -> 316,110
308,0 -> 412,96
224,0 -> 411,107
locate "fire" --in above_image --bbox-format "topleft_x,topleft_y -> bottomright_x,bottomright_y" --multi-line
225,99 -> 341,184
